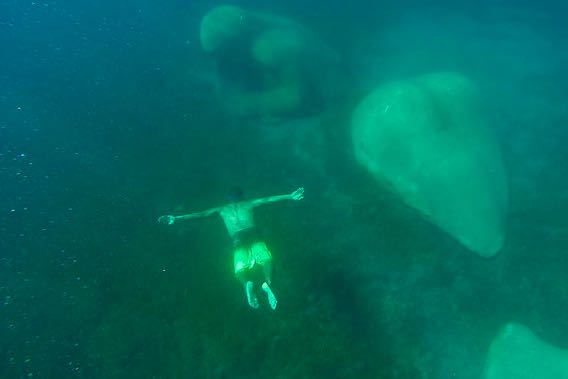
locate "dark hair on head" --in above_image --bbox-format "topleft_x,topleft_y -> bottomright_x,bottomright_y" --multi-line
227,186 -> 244,202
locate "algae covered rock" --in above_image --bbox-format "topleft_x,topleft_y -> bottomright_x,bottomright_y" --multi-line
351,72 -> 508,256
483,323 -> 568,379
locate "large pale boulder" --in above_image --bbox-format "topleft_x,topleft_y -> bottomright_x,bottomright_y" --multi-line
483,323 -> 568,379
351,72 -> 508,256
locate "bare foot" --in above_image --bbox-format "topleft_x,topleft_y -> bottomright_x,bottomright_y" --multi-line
245,281 -> 259,309
261,282 -> 277,310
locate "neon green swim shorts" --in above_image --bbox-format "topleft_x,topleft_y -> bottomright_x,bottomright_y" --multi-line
233,241 -> 272,273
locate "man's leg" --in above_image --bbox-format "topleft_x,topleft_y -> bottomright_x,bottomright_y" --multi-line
243,277 -> 259,309
261,280 -> 277,310
254,242 -> 277,310
262,259 -> 273,285
234,248 -> 258,309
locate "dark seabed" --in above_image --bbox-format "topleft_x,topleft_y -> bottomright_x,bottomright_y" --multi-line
1,0 -> 567,378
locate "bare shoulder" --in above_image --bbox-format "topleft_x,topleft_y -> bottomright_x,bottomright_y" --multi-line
238,201 -> 257,211
218,205 -> 231,215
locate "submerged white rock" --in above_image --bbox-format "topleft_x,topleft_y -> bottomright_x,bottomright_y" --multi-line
351,72 -> 508,256
483,323 -> 568,379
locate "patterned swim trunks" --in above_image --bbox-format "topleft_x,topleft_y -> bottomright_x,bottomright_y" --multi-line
232,228 -> 272,273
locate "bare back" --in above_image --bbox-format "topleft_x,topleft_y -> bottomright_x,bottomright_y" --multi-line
219,203 -> 256,237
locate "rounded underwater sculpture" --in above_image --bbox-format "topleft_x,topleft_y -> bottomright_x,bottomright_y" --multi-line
200,5 -> 247,53
351,72 -> 508,257
199,5 -> 346,119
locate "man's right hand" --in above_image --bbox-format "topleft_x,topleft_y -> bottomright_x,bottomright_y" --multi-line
158,215 -> 176,225
290,187 -> 304,201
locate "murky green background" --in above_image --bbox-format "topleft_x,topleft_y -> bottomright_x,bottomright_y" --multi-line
1,1 -> 567,378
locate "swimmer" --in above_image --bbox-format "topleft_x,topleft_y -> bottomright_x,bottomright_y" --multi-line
158,187 -> 304,310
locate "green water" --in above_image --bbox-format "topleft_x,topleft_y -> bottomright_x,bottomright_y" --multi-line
1,1 -> 567,378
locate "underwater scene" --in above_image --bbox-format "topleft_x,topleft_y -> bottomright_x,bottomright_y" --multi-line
1,0 -> 567,378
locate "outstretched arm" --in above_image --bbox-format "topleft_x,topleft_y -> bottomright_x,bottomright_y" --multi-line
247,187 -> 304,207
157,207 -> 220,225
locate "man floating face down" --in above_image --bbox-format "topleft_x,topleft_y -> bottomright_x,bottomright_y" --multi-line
199,5 -> 346,119
158,187 -> 304,310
